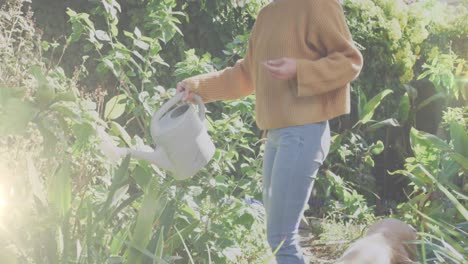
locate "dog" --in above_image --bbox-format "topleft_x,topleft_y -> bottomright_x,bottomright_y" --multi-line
335,218 -> 417,264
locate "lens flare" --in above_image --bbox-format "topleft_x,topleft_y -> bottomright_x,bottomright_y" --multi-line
0,164 -> 10,216
0,186 -> 6,220
0,188 -> 6,208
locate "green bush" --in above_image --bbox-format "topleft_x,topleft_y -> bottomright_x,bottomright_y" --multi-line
1,0 -> 467,263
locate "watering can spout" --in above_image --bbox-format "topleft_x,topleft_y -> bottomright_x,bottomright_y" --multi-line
126,148 -> 174,171
96,126 -> 174,171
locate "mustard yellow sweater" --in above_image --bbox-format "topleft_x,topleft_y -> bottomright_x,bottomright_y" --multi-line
183,0 -> 363,129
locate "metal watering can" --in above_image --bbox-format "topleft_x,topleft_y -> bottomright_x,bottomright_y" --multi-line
98,92 -> 215,180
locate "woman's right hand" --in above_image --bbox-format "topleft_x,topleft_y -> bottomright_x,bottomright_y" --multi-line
176,81 -> 196,102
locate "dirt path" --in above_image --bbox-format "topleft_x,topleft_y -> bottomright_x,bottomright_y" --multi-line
299,218 -> 355,264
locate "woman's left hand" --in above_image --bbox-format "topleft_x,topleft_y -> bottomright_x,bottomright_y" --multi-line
263,58 -> 297,80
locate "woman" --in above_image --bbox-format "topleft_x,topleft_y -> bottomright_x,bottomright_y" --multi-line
177,0 -> 363,263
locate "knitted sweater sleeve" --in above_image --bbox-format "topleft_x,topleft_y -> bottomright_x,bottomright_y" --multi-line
296,0 -> 363,97
182,39 -> 255,103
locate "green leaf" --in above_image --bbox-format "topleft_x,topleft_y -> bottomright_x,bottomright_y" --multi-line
398,92 -> 410,122
55,91 -> 78,102
403,84 -> 418,100
0,98 -> 38,136
389,169 -> 429,189
364,155 -> 375,167
153,54 -> 169,67
360,89 -> 393,124
71,122 -> 95,152
236,212 -> 255,229
102,58 -> 119,77
30,66 -> 56,106
134,27 -> 142,39
166,221 -> 199,250
370,140 -> 385,155
329,134 -> 344,154
27,156 -> 47,206
410,128 -> 451,152
95,30 -> 111,42
450,123 -> 468,157
104,94 -> 127,120
98,155 -> 130,221
449,153 -> 468,170
47,162 -> 72,218
174,226 -> 195,264
133,165 -> 152,189
50,101 -> 81,120
416,92 -> 446,111
357,86 -> 367,119
110,229 -> 130,255
127,178 -> 168,263
134,39 -> 149,50
36,118 -> 58,156
110,121 -> 132,146
154,227 -> 164,264
366,118 -> 400,132
107,256 -> 123,264
419,165 -> 468,220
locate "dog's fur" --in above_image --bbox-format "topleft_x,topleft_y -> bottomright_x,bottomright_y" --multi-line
335,218 -> 417,264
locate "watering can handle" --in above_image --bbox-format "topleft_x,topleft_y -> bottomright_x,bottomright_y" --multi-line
153,91 -> 206,122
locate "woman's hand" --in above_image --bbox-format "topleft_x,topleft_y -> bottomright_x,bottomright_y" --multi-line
176,81 -> 196,102
263,58 -> 297,80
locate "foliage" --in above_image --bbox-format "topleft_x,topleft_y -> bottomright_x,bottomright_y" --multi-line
392,122 -> 467,263
1,0 -> 467,263
418,47 -> 467,100
0,1 -> 269,263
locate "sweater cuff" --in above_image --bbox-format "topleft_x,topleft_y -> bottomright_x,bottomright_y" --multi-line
296,59 -> 326,97
183,76 -> 212,103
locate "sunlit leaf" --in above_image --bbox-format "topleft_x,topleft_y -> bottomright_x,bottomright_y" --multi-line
398,92 -> 410,123
27,156 -> 47,205
410,128 -> 451,152
360,89 -> 393,124
0,98 -> 38,136
95,30 -> 111,41
450,123 -> 468,157
127,177 -> 168,263
134,39 -> 149,50
48,162 -> 72,218
104,94 -> 127,120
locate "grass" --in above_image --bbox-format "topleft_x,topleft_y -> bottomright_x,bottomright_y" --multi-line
300,217 -> 367,263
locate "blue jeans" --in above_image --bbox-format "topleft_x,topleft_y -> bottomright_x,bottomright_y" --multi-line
263,121 -> 330,264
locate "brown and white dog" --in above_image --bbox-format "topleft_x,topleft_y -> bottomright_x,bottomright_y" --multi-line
335,218 -> 417,264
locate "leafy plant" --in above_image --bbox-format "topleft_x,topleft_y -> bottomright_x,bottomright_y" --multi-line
393,124 -> 467,263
